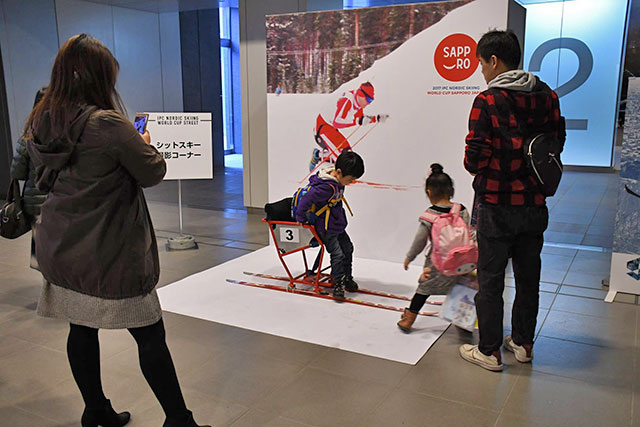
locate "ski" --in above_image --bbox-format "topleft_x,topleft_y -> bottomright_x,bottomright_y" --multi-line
226,278 -> 438,316
242,271 -> 442,305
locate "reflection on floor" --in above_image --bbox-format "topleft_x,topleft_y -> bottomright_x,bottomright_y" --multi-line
1,169 -> 639,427
546,171 -> 618,249
144,165 -> 244,211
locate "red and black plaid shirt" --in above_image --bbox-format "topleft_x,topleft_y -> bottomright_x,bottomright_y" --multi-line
464,80 -> 564,206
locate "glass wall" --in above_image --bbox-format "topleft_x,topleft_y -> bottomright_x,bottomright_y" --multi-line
519,0 -> 630,167
219,4 -> 234,153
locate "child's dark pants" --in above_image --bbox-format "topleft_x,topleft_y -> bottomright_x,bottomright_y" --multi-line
317,230 -> 353,281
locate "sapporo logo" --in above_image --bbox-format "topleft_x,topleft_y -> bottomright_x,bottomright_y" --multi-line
434,33 -> 479,82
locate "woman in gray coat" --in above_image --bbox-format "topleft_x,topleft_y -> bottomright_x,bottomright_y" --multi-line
24,34 -> 209,427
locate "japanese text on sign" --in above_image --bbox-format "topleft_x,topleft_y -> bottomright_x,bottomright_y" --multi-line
145,112 -> 213,180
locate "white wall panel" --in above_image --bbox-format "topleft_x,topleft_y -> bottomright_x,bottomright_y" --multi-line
55,0 -> 115,52
1,0 -> 58,145
239,0 -> 305,208
112,6 -> 164,119
159,12 -> 183,112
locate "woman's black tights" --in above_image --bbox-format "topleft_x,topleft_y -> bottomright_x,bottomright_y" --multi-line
67,319 -> 189,420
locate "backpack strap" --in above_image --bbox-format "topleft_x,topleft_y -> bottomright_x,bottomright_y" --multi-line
315,196 -> 352,229
419,210 -> 440,223
315,204 -> 330,229
342,196 -> 353,216
451,203 -> 461,218
314,182 -> 353,229
293,187 -> 305,205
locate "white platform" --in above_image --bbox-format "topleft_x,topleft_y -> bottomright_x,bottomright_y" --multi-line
157,246 -> 450,365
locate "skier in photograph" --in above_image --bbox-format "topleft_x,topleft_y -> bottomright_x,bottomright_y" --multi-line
310,82 -> 388,171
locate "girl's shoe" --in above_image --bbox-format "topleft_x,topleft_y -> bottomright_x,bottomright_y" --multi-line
397,308 -> 417,332
81,399 -> 130,427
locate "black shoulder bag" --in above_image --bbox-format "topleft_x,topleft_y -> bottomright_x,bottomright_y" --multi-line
0,179 -> 31,239
522,117 -> 565,197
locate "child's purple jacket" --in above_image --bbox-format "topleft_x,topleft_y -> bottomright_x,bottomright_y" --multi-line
294,168 -> 347,234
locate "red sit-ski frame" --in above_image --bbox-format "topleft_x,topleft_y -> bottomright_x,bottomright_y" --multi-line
263,218 -> 333,293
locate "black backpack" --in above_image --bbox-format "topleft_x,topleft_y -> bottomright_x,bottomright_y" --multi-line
524,125 -> 564,197
519,78 -> 565,197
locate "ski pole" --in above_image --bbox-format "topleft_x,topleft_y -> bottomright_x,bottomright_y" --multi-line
350,122 -> 379,150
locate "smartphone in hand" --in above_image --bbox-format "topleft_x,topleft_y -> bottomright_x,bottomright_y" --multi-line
134,113 -> 149,134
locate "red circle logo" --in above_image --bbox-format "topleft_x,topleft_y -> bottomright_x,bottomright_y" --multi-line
434,33 -> 479,82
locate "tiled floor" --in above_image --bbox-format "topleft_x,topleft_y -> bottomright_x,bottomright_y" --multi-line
1,169 -> 639,427
144,165 -> 245,211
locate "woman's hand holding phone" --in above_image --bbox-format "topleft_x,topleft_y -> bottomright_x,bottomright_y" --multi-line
141,130 -> 151,145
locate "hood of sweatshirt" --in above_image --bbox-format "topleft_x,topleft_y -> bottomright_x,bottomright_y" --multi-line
316,166 -> 340,184
26,105 -> 97,192
488,70 -> 537,92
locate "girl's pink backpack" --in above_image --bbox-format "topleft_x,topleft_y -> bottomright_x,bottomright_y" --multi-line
420,203 -> 478,276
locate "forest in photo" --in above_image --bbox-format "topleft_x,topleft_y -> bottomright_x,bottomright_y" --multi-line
266,1 -> 472,94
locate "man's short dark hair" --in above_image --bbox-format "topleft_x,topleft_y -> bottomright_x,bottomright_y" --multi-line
477,30 -> 521,70
336,150 -> 364,178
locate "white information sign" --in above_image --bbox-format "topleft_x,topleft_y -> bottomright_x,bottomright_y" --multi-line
146,112 -> 213,180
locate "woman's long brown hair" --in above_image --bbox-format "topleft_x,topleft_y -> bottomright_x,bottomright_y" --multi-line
24,33 -> 125,142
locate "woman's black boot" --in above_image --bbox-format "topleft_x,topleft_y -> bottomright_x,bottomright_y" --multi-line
81,399 -> 131,427
163,411 -> 211,427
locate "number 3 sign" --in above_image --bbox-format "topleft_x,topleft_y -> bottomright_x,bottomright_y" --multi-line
279,227 -> 300,243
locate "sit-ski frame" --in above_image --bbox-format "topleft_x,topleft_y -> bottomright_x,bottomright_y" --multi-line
263,218 -> 333,293
224,218 -> 439,316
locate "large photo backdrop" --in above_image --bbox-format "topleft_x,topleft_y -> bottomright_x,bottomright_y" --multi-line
156,0 -> 526,364
267,0 -> 524,262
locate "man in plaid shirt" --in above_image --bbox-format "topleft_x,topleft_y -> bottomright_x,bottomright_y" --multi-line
459,30 -> 565,371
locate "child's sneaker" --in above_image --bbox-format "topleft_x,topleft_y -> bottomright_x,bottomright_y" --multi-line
503,335 -> 533,363
333,277 -> 346,299
345,276 -> 359,292
459,344 -> 503,371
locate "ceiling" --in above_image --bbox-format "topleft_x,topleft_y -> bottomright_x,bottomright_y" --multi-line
82,0 -> 221,13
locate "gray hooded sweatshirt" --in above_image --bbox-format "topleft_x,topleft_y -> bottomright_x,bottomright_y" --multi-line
488,70 -> 538,92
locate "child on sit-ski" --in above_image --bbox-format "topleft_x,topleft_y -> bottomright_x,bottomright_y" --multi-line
398,163 -> 477,332
295,151 -> 365,299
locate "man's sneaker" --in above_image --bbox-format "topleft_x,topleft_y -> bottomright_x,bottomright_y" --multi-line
332,277 -> 346,299
459,344 -> 503,371
345,276 -> 359,292
503,335 -> 533,363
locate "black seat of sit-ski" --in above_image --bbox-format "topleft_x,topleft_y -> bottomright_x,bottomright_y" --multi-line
264,197 -> 294,222
264,197 -> 320,250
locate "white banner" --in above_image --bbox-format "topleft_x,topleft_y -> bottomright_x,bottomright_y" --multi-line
147,112 -> 213,180
267,0 -> 523,263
